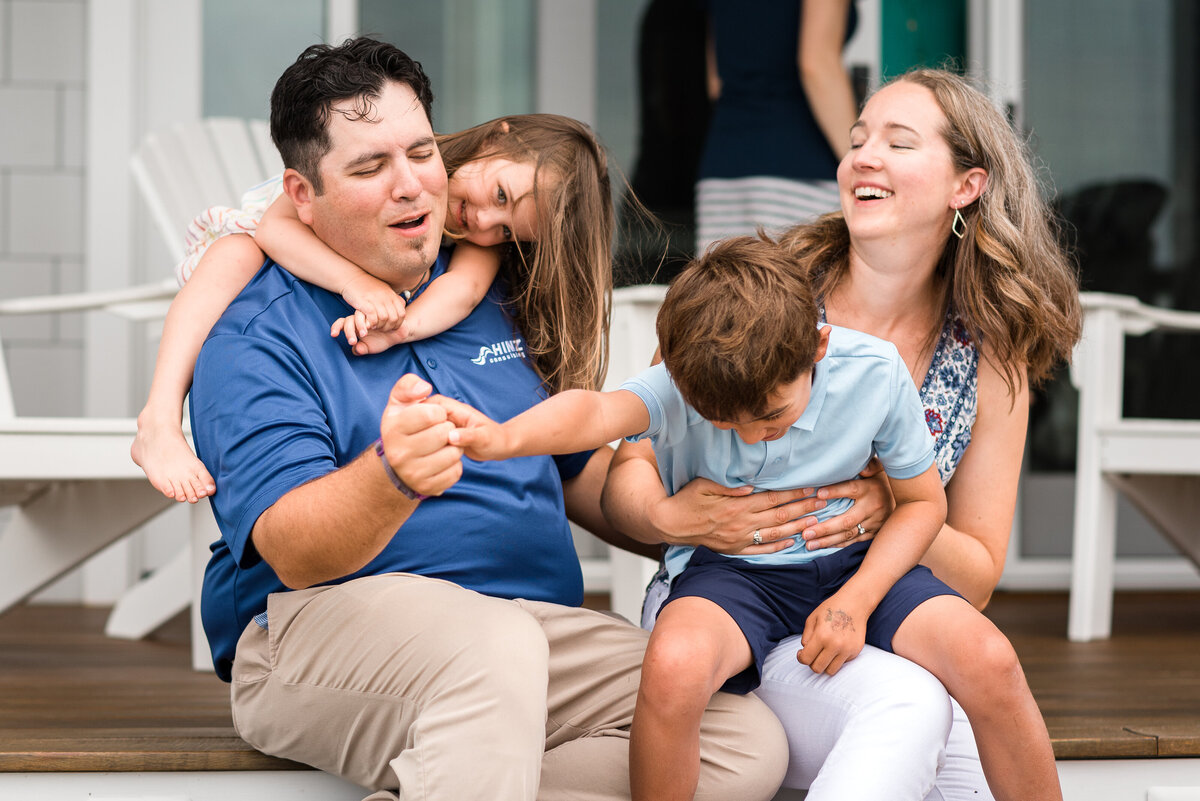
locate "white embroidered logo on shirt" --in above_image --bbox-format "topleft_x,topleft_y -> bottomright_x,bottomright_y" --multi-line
471,338 -> 526,366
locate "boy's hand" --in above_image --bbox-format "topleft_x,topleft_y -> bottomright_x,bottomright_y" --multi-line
430,396 -> 514,461
340,273 -> 407,333
797,591 -> 870,675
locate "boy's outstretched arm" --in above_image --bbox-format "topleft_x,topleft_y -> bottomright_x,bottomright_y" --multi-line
440,389 -> 650,462
799,463 -> 947,675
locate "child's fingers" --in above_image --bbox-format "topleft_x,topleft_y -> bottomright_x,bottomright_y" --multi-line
331,315 -> 360,345
823,651 -> 850,676
429,395 -> 488,429
446,426 -> 481,448
355,310 -> 370,339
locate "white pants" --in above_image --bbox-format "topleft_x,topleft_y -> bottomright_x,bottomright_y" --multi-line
643,575 -> 994,801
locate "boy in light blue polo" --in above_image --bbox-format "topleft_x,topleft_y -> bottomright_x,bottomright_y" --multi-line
444,234 -> 1050,801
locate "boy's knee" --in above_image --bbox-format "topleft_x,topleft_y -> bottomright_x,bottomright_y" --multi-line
641,631 -> 722,707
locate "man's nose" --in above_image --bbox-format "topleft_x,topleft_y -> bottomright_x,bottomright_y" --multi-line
390,159 -> 423,200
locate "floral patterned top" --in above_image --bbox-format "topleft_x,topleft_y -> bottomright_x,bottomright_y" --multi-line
819,309 -> 978,485
917,315 -> 979,485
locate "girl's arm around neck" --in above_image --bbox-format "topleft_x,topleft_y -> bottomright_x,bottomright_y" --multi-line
256,193 -> 406,333
401,242 -> 499,341
256,193 -> 371,293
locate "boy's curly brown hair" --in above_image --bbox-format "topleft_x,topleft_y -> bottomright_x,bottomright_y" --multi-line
658,234 -> 821,422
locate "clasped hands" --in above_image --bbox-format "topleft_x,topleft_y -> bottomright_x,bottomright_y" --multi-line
375,373 -> 516,499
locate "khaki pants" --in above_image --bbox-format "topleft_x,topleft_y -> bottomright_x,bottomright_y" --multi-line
230,573 -> 786,801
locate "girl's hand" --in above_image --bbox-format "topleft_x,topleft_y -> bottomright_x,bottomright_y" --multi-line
799,458 -> 895,551
798,590 -> 870,675
651,477 -> 828,556
340,273 -> 407,333
330,314 -> 409,356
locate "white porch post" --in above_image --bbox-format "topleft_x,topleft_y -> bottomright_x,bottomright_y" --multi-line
82,0 -> 202,605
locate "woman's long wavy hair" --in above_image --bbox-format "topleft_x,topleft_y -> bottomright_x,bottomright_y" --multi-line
438,114 -> 613,394
779,68 -> 1081,394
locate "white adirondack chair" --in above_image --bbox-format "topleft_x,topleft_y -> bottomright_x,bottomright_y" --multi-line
131,117 -> 282,264
104,118 -> 283,666
1068,291 -> 1200,641
0,270 -> 176,625
0,118 -> 282,669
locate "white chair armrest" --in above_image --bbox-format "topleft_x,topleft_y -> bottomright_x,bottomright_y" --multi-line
0,278 -> 177,318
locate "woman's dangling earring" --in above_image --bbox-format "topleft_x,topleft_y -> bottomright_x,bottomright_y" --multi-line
951,204 -> 967,240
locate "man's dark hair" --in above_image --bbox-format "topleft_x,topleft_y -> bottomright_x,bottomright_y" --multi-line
269,37 -> 434,193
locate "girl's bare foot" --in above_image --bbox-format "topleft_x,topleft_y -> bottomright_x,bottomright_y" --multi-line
131,413 -> 216,503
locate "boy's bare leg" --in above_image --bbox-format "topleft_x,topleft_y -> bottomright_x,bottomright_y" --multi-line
891,595 -> 1062,801
132,234 -> 266,502
630,596 -> 756,801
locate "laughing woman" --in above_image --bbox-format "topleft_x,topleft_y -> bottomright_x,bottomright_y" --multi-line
603,68 -> 1080,799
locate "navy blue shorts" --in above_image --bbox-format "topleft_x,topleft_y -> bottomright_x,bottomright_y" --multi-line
661,543 -> 962,694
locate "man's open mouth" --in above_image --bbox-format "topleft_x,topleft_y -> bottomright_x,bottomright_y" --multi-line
392,214 -> 427,230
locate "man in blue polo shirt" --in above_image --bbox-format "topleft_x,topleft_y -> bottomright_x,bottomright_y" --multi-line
187,37 -> 785,801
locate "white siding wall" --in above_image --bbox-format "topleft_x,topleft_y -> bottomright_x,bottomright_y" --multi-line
0,0 -> 87,417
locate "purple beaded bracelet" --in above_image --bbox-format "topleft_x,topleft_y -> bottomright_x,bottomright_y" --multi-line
373,438 -> 428,500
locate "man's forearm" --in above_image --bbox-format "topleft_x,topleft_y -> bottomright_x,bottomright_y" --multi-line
252,446 -> 417,589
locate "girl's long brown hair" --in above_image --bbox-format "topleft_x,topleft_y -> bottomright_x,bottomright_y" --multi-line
780,69 -> 1081,394
438,114 -> 613,393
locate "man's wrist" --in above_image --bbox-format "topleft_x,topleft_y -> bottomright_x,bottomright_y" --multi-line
373,438 -> 427,500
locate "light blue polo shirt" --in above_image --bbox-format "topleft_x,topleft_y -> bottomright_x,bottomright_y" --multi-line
620,324 -> 935,579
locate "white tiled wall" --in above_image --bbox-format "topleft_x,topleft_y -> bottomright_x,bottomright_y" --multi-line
0,0 -> 87,417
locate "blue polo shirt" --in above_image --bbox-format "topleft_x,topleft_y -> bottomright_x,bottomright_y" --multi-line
620,325 -> 934,579
190,247 -> 590,681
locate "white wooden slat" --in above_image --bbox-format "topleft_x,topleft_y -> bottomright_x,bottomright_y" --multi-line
249,118 -> 284,176
0,337 -> 15,420
0,278 -> 176,316
130,134 -> 191,260
148,131 -> 220,237
205,117 -> 268,196
603,285 -> 666,621
174,121 -> 242,210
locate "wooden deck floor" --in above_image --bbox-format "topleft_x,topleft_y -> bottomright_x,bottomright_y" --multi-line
0,591 -> 1197,773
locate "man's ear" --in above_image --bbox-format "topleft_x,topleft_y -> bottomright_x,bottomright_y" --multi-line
282,168 -> 317,226
814,325 -> 831,363
951,167 -> 988,210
